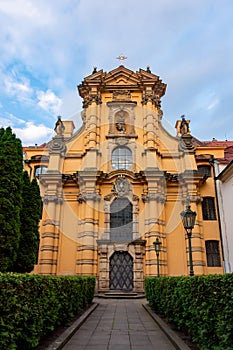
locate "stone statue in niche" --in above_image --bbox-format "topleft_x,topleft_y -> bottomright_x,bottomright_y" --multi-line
54,116 -> 65,135
180,115 -> 190,135
116,112 -> 126,133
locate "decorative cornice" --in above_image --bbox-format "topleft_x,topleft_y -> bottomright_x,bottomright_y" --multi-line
142,168 -> 166,180
106,134 -> 138,139
40,172 -> 63,185
131,239 -> 146,246
179,170 -> 205,182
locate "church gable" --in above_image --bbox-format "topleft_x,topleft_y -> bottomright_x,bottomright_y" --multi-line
78,65 -> 167,108
104,65 -> 139,87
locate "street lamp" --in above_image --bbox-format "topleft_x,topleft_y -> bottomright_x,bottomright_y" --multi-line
180,205 -> 197,276
153,238 -> 162,277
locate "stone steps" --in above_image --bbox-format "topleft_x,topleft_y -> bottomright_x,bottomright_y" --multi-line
95,292 -> 145,299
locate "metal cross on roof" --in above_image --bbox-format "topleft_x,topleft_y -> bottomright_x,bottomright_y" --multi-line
116,55 -> 127,62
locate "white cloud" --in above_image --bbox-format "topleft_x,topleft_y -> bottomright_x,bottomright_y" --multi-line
0,113 -> 26,128
207,98 -> 219,110
0,0 -> 52,24
37,89 -> 62,115
4,75 -> 33,102
13,121 -> 54,146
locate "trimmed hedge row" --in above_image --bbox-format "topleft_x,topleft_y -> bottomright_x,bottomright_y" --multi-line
145,274 -> 233,350
0,273 -> 96,349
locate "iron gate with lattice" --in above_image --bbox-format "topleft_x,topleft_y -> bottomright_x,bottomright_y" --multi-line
109,251 -> 133,290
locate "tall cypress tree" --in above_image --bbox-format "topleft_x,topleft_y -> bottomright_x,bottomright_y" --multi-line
0,127 -> 23,272
14,172 -> 41,272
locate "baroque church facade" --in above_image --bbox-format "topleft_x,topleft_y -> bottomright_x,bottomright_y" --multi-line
24,65 -> 225,293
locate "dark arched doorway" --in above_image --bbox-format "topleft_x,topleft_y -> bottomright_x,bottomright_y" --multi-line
110,251 -> 133,290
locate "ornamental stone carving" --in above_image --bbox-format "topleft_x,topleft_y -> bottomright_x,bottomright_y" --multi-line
83,94 -> 102,108
113,90 -> 131,101
141,91 -> 161,108
178,134 -> 196,152
49,136 -> 66,156
115,175 -> 131,196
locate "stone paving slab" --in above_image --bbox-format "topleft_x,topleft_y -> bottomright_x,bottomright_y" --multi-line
46,298 -> 191,350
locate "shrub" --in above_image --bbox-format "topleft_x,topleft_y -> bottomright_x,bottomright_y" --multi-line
145,274 -> 233,350
0,273 -> 96,349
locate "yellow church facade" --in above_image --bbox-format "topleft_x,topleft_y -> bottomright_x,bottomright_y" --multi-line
24,65 -> 224,293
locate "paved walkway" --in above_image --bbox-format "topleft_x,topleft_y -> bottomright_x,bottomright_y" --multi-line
61,298 -> 184,350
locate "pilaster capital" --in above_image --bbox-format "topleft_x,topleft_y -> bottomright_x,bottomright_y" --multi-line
142,193 -> 166,203
43,195 -> 63,204
77,192 -> 101,203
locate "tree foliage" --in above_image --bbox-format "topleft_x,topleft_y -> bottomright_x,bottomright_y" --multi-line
0,127 -> 23,271
14,172 -> 41,272
0,127 -> 42,272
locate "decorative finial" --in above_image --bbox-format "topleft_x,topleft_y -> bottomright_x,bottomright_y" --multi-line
116,54 -> 127,62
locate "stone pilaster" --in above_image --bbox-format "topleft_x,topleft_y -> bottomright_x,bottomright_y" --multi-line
76,170 -> 100,275
179,170 -> 206,275
38,173 -> 63,274
142,168 -> 166,276
37,133 -> 66,274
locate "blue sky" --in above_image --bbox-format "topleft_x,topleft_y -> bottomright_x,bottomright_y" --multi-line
0,0 -> 233,146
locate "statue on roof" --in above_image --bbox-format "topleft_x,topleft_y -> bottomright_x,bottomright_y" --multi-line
180,115 -> 189,135
54,116 -> 65,135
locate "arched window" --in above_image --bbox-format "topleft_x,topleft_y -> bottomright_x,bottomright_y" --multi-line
112,147 -> 132,170
35,166 -> 47,177
110,198 -> 132,241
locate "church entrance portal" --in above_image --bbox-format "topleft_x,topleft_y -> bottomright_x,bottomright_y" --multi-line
109,251 -> 133,291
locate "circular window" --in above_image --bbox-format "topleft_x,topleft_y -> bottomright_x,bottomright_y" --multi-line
112,147 -> 132,170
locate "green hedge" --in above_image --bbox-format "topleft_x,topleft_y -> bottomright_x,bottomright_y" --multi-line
0,273 -> 96,349
145,274 -> 233,350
